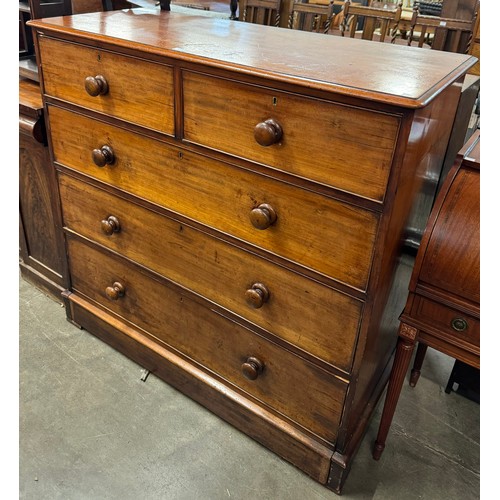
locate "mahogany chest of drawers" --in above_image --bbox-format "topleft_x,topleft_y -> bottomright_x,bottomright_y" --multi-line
29,9 -> 476,493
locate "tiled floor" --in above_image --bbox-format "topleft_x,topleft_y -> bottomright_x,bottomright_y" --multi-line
19,277 -> 480,499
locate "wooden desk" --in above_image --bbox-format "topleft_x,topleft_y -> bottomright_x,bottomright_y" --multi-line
373,130 -> 480,460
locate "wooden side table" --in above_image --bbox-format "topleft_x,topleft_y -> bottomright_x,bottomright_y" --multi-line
373,130 -> 480,461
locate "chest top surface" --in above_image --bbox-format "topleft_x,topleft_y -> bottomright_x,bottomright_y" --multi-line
29,9 -> 476,108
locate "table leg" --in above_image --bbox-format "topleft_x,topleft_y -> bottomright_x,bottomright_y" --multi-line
373,322 -> 417,460
410,342 -> 428,387
230,0 -> 238,19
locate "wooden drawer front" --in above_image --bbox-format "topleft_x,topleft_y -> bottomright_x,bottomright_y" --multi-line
412,297 -> 479,349
39,36 -> 174,134
59,173 -> 363,371
50,107 -> 378,290
183,71 -> 399,202
67,237 -> 348,443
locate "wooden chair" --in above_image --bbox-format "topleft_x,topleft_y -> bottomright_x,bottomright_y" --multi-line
340,1 -> 403,43
288,0 -> 335,34
407,5 -> 478,53
240,0 -> 282,26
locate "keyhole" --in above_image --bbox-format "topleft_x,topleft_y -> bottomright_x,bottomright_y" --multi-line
272,97 -> 278,106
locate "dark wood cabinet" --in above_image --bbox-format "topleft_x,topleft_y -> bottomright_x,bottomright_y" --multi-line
29,10 -> 476,493
373,130 -> 480,460
19,79 -> 66,300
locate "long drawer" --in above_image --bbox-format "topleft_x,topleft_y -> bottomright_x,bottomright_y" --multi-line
59,173 -> 363,372
49,106 -> 379,291
67,236 -> 348,443
39,36 -> 175,134
183,71 -> 400,202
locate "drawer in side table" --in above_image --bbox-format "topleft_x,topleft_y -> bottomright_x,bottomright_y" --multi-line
50,106 -> 379,290
67,236 -> 348,444
182,71 -> 400,202
59,173 -> 363,372
410,296 -> 480,349
38,36 -> 175,134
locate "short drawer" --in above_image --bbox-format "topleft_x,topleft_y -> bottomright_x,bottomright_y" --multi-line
67,236 -> 348,443
183,71 -> 400,202
50,106 -> 379,291
59,173 -> 363,372
38,36 -> 174,134
411,296 -> 479,349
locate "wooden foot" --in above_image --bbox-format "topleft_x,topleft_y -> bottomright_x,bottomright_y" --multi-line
410,342 -> 428,387
373,323 -> 417,460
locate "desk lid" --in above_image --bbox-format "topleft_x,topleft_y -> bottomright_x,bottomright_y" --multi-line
28,9 -> 477,109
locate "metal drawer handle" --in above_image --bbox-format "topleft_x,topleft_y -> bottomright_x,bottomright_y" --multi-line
451,317 -> 468,332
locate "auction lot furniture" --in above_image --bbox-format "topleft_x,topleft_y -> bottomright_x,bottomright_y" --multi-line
373,130 -> 480,460
28,10 -> 475,493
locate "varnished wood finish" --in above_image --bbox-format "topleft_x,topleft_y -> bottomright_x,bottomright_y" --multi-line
183,70 -> 399,202
58,172 -> 363,372
373,131 -> 480,461
29,11 -> 474,108
341,1 -> 402,43
407,5 -> 478,53
19,79 -> 65,300
39,36 -> 175,133
67,236 -> 348,443
240,0 -> 282,26
287,0 -> 335,34
49,106 -> 379,290
30,10 -> 476,494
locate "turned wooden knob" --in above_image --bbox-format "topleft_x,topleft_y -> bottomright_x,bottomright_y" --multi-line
245,283 -> 270,309
254,118 -> 283,147
241,356 -> 264,380
250,203 -> 277,230
105,281 -> 125,300
84,75 -> 109,97
92,145 -> 115,167
101,215 -> 121,235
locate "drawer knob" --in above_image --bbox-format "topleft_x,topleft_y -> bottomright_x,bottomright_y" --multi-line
85,75 -> 109,97
250,203 -> 277,230
92,145 -> 115,167
451,317 -> 468,332
101,215 -> 121,235
254,118 -> 283,147
245,283 -> 270,309
105,281 -> 125,300
241,356 -> 264,380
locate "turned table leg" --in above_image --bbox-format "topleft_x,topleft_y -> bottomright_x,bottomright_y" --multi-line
410,342 -> 427,387
373,323 -> 417,460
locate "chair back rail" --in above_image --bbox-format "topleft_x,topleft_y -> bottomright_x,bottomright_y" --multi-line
288,0 -> 335,34
240,0 -> 282,26
408,5 -> 478,53
340,1 -> 402,43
